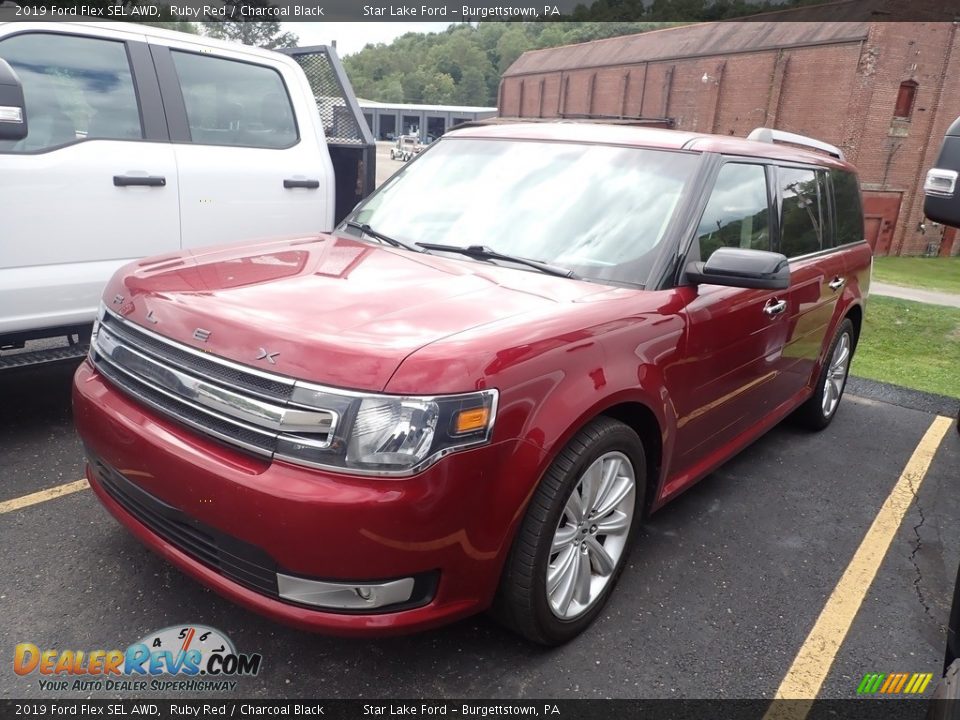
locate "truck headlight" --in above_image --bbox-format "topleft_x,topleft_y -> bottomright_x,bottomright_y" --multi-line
276,388 -> 498,475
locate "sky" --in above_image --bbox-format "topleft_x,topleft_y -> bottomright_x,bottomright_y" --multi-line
282,22 -> 457,57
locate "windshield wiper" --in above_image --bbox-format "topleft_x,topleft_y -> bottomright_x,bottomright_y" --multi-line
416,243 -> 578,279
343,221 -> 425,253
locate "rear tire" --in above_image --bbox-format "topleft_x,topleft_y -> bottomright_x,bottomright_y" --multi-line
795,318 -> 855,430
492,417 -> 646,645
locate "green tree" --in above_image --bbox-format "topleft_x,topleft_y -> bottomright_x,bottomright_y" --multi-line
342,21 -> 681,107
133,5 -> 200,32
200,3 -> 298,50
423,72 -> 457,105
377,78 -> 406,104
496,25 -> 532,74
145,21 -> 199,34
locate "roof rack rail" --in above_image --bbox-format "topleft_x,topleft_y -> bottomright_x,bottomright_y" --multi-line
746,127 -> 845,161
556,113 -> 675,128
451,115 -> 675,131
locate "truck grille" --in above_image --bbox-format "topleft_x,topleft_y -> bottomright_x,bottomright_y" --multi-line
91,310 -> 336,460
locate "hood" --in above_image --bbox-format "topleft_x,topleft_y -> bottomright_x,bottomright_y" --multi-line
105,234 -> 612,391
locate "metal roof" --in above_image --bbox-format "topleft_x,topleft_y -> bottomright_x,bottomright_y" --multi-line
446,122 -> 856,171
503,21 -> 870,77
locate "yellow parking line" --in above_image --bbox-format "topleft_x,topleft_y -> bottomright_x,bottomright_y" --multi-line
764,414 -> 954,720
0,479 -> 89,515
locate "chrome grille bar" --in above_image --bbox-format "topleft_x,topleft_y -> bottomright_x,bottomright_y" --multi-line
92,310 -> 337,459
96,325 -> 333,434
94,350 -> 278,457
100,311 -> 295,402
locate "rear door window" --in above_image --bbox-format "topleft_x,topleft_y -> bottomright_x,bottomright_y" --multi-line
778,166 -> 830,257
695,163 -> 772,261
171,51 -> 297,149
0,32 -> 142,153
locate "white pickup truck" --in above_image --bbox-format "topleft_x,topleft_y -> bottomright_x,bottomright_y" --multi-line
0,21 -> 375,368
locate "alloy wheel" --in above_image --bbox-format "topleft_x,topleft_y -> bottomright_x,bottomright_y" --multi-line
822,332 -> 851,418
546,451 -> 636,619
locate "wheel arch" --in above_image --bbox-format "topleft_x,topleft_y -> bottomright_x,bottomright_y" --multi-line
498,388 -> 672,569
844,302 -> 864,349
599,402 -> 663,512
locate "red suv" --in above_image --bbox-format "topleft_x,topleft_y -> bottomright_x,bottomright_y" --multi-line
73,122 -> 871,645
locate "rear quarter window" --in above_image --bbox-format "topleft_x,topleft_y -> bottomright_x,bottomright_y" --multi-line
830,169 -> 865,246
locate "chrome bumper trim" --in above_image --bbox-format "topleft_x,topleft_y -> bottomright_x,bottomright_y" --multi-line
276,574 -> 416,610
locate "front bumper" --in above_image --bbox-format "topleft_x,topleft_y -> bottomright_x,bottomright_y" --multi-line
74,361 -> 528,636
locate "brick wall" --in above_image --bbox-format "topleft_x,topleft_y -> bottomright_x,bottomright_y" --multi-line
499,22 -> 960,256
861,23 -> 960,256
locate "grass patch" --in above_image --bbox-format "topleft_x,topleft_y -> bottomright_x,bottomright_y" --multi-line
852,295 -> 960,398
872,256 -> 960,294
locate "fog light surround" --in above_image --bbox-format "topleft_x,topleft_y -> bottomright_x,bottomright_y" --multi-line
276,574 -> 415,610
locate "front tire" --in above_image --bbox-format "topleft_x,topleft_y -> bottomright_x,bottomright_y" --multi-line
493,417 -> 646,645
795,318 -> 855,430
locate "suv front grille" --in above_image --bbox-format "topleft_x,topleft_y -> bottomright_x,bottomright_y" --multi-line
91,310 -> 335,459
94,357 -> 279,455
100,312 -> 294,401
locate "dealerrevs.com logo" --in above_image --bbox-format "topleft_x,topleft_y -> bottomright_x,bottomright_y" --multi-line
14,625 -> 262,692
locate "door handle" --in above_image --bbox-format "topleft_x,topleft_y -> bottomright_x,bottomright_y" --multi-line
113,175 -> 166,187
764,299 -> 787,317
283,178 -> 320,189
828,277 -> 846,291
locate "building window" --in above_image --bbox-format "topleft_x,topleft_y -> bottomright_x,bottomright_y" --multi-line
894,81 -> 918,120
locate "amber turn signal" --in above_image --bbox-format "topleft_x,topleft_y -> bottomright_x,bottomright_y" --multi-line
454,407 -> 490,434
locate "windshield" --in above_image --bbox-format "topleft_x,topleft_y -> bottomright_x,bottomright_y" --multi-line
345,138 -> 699,287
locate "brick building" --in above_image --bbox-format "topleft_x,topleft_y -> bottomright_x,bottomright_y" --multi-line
498,19 -> 960,256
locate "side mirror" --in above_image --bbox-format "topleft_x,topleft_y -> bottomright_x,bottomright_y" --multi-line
924,118 -> 960,228
0,57 -> 27,142
685,247 -> 790,290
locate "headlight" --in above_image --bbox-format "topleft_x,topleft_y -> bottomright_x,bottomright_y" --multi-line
348,397 -> 438,467
276,387 -> 498,475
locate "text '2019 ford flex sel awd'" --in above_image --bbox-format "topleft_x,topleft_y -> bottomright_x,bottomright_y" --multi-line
73,122 -> 871,645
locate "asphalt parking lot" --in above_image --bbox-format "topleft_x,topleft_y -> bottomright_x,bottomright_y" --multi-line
376,139 -> 412,186
1,361 -> 958,701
